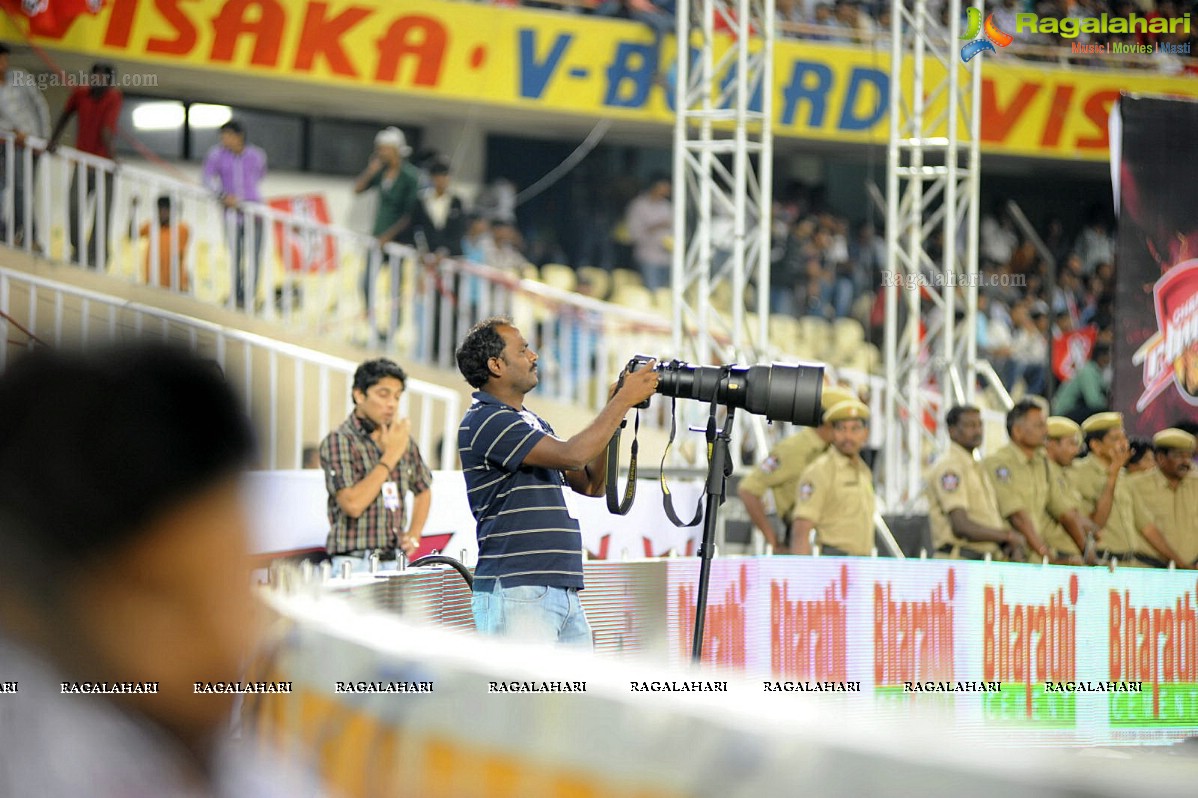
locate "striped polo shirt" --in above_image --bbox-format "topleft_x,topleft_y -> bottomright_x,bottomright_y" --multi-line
458,391 -> 584,591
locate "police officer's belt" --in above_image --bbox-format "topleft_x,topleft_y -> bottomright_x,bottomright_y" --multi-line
937,543 -> 989,561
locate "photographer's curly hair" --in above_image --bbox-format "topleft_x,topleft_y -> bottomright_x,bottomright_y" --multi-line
456,317 -> 511,389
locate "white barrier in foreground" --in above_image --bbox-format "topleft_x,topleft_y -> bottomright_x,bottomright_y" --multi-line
245,592 -> 1198,798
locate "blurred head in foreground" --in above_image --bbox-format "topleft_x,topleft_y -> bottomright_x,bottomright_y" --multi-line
0,344 -> 256,766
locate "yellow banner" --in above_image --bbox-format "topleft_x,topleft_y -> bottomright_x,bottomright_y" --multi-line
11,0 -> 1194,160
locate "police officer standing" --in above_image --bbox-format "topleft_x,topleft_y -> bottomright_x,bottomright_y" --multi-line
1129,429 -> 1197,568
984,400 -> 1095,563
1071,412 -> 1186,568
927,405 -> 1021,560
738,386 -> 856,551
790,400 -> 875,556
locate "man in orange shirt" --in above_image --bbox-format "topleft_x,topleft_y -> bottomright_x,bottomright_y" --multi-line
136,196 -> 190,292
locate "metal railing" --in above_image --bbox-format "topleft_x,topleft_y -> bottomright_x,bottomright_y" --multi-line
0,266 -> 461,471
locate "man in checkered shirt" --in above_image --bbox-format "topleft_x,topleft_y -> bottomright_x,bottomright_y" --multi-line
319,358 -> 432,571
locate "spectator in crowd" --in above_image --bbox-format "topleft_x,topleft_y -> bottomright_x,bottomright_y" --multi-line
47,62 -> 122,270
1073,205 -> 1115,274
0,43 -> 49,248
1007,302 -> 1049,396
0,344 -> 324,795
625,172 -> 673,290
413,158 -> 466,258
475,176 -> 518,225
1052,343 -> 1111,424
1125,437 -> 1155,474
131,195 -> 190,292
201,119 -> 267,310
354,126 -> 419,320
319,358 -> 432,571
489,219 -> 528,274
461,212 -> 495,266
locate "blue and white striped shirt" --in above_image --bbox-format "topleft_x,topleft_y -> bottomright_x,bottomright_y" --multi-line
458,391 -> 583,591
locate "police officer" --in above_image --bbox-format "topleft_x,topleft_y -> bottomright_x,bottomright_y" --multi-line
1043,415 -> 1095,560
738,385 -> 856,551
790,400 -> 875,556
1129,428 -> 1197,567
927,405 -> 1021,560
984,400 -> 1095,563
1071,412 -> 1185,568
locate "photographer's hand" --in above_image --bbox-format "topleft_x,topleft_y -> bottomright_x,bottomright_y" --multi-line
615,359 -> 659,408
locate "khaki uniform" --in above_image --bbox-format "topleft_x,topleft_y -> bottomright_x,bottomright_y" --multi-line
984,444 -> 1080,556
1070,456 -> 1157,560
739,427 -> 829,525
1129,470 -> 1198,566
793,449 -> 876,555
1045,460 -> 1087,555
926,442 -> 1004,557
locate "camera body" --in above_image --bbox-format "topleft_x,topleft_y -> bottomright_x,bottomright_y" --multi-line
619,354 -> 659,409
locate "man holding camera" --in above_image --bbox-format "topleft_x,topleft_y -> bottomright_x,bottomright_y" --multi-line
319,358 -> 432,572
455,317 -> 657,646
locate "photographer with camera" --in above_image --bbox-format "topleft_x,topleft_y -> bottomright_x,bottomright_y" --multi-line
456,318 -> 658,646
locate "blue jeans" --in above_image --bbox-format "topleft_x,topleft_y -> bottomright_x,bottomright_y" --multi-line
471,583 -> 593,648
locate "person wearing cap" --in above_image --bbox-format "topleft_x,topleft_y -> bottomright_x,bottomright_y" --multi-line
1043,415 -> 1094,559
355,126 -> 419,250
413,158 -> 466,258
790,399 -> 875,556
354,126 -> 420,321
983,399 -> 1096,564
1071,412 -> 1188,568
201,119 -> 267,309
738,385 -> 856,551
1129,429 -> 1198,567
926,405 -> 1022,561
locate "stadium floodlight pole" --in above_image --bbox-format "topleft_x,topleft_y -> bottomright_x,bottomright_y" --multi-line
882,0 -> 982,509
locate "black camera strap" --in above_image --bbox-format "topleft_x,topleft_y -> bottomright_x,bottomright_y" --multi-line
605,409 -> 640,515
659,395 -> 705,527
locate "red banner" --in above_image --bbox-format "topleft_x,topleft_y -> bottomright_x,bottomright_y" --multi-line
268,194 -> 338,274
1052,326 -> 1097,382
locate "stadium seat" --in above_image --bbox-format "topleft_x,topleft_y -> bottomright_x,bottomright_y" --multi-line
611,268 -> 643,291
576,266 -> 611,300
768,314 -> 803,357
798,316 -> 832,357
611,284 -> 653,311
519,262 -> 540,282
652,286 -> 673,314
539,263 -> 577,293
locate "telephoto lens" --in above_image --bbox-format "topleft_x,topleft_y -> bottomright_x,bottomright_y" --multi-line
651,360 -> 825,425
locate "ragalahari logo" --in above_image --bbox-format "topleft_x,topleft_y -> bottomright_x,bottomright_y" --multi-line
960,8 -> 1014,62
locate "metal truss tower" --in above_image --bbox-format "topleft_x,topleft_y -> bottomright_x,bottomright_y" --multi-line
670,0 -> 774,370
882,0 -> 983,508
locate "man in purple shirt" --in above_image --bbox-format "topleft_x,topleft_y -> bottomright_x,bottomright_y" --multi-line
202,119 -> 267,310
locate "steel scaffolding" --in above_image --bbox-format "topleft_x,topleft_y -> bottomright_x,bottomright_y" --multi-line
670,0 -> 775,460
882,0 -> 983,509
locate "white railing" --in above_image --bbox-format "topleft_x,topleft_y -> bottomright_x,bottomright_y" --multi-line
0,266 -> 461,471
